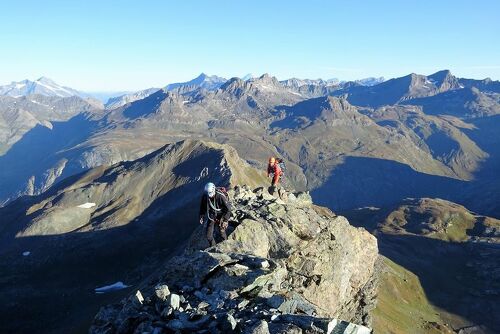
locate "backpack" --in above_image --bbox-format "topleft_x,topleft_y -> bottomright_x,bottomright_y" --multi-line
276,158 -> 286,175
216,186 -> 233,217
216,186 -> 230,202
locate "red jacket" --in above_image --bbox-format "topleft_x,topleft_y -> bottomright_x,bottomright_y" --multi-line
267,163 -> 283,185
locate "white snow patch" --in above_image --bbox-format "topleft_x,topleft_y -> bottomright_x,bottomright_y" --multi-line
95,281 -> 130,294
22,251 -> 31,256
15,83 -> 26,89
30,100 -> 49,107
290,91 -> 302,96
182,100 -> 189,104
77,202 -> 96,209
34,81 -> 74,97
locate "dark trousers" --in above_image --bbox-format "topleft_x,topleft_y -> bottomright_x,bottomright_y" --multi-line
206,218 -> 227,247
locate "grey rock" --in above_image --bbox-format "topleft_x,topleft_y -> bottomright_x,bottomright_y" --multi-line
243,320 -> 270,334
237,299 -> 250,309
266,295 -> 285,309
198,301 -> 210,309
278,299 -> 298,314
194,290 -> 205,300
154,284 -> 171,301
133,290 -> 144,305
167,319 -> 184,330
220,313 -> 238,332
267,202 -> 286,217
219,289 -> 238,300
167,293 -> 181,311
268,322 -> 303,334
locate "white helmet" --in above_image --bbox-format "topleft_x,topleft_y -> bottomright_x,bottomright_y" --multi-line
204,182 -> 216,197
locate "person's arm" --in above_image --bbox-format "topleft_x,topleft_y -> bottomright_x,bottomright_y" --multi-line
199,195 -> 207,224
266,165 -> 270,177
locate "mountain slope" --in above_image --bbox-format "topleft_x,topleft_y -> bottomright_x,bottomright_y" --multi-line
104,88 -> 160,110
1,71 -> 499,221
0,95 -> 102,155
345,198 -> 500,333
0,140 -> 268,333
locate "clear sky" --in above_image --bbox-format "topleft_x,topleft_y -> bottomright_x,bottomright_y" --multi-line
1,0 -> 499,91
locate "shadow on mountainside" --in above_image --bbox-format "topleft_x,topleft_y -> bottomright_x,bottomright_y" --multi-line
310,156 -> 466,212
342,206 -> 500,331
311,153 -> 500,219
122,90 -> 167,119
0,140 -> 237,334
0,197 -> 201,334
0,113 -> 97,203
377,233 -> 500,331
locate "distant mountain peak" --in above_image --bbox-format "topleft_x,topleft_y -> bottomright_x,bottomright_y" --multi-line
240,73 -> 254,81
165,73 -> 227,92
0,77 -> 88,98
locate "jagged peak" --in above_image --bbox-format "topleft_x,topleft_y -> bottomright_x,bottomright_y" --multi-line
428,69 -> 456,83
219,77 -> 245,89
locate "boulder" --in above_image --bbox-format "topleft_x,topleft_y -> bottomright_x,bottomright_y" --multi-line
154,284 -> 170,301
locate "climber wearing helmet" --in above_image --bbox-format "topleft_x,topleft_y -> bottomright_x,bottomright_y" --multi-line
199,182 -> 231,247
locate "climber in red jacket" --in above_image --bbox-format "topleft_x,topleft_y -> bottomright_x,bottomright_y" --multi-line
267,157 -> 283,196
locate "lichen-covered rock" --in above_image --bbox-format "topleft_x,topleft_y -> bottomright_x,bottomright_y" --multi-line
89,186 -> 379,334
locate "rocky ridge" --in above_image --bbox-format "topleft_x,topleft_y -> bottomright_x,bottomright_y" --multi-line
91,186 -> 379,334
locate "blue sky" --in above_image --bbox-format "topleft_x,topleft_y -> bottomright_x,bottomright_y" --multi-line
1,0 -> 499,91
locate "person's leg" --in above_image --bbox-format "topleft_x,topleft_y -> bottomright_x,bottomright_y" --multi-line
269,184 -> 276,196
218,220 -> 228,241
206,220 -> 216,247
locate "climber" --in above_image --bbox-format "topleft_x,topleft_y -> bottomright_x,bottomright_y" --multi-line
267,156 -> 284,197
199,182 -> 231,247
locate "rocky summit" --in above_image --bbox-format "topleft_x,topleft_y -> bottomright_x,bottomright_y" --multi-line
90,186 -> 379,334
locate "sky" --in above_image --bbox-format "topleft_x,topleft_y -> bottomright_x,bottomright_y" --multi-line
0,0 -> 499,91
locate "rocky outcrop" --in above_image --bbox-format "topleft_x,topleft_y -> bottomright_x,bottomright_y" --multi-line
90,186 -> 379,333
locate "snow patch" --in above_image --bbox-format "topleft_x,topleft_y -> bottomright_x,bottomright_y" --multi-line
30,100 -> 49,107
22,251 -> 31,256
77,202 -> 96,209
95,281 -> 130,294
34,80 -> 74,97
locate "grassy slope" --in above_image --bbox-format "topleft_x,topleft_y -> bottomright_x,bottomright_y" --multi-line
373,257 -> 454,334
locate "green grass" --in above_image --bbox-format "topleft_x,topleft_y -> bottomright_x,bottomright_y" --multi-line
373,257 -> 453,334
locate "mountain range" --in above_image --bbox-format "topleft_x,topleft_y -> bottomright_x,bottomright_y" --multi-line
0,73 -> 385,108
0,69 -> 499,333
